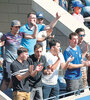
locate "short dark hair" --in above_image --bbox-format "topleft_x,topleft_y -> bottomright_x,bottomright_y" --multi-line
49,39 -> 60,49
17,47 -> 28,56
69,32 -> 78,40
75,28 -> 85,35
27,12 -> 36,18
34,43 -> 43,51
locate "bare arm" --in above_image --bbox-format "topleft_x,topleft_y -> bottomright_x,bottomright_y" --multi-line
24,22 -> 38,39
61,56 -> 74,70
67,55 -> 90,69
37,37 -> 46,42
48,54 -> 60,72
0,41 -> 5,47
44,12 -> 60,30
44,68 -> 53,75
50,59 -> 60,72
16,71 -> 30,81
67,63 -> 85,69
29,64 -> 43,77
37,29 -> 53,42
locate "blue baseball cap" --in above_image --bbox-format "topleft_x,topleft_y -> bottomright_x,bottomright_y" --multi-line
72,0 -> 84,8
36,12 -> 44,19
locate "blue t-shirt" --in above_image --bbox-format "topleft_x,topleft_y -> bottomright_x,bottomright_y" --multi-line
20,23 -> 45,55
64,45 -> 82,80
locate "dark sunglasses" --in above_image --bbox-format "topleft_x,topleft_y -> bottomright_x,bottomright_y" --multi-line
79,34 -> 85,37
14,26 -> 21,28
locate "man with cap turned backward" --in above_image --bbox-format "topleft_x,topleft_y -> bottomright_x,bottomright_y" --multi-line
72,0 -> 85,23
0,19 -> 37,91
36,12 -> 55,55
36,12 -> 44,25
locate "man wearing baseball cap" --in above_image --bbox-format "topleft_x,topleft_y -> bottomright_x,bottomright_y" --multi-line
36,12 -> 44,25
72,0 -> 85,23
0,20 -> 23,91
72,0 -> 84,8
11,20 -> 21,27
0,19 -> 37,91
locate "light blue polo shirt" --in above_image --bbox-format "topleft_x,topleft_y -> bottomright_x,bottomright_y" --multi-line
20,23 -> 45,55
64,45 -> 82,80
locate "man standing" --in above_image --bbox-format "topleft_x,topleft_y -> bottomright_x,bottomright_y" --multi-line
42,39 -> 73,99
36,12 -> 44,25
10,47 -> 31,100
27,43 -> 48,100
0,20 -> 22,91
20,12 -> 60,55
36,12 -> 54,55
75,28 -> 88,88
64,32 -> 87,92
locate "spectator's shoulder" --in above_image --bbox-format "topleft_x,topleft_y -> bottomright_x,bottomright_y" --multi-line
65,46 -> 70,52
41,55 -> 46,60
27,56 -> 32,61
19,24 -> 27,31
10,60 -> 18,71
11,60 -> 17,66
27,55 -> 34,64
4,32 -> 10,36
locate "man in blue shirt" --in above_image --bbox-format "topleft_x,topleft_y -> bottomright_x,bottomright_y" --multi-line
20,12 -> 60,55
64,32 -> 87,92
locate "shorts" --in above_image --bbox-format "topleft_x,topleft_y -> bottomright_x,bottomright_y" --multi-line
65,78 -> 83,92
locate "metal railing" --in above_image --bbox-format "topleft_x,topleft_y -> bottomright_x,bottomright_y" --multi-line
44,86 -> 90,100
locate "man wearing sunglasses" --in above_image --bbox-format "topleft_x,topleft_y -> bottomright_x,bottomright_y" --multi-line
75,28 -> 88,88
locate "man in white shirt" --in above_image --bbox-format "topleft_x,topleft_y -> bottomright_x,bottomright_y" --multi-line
42,39 -> 73,99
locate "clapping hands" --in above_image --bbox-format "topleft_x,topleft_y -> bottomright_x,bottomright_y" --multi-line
35,63 -> 43,72
67,56 -> 74,62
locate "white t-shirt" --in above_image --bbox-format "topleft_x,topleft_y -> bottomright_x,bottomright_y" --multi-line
72,13 -> 84,23
42,51 -> 65,85
37,31 -> 47,55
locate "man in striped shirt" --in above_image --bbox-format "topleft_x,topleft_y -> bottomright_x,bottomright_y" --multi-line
10,47 -> 31,100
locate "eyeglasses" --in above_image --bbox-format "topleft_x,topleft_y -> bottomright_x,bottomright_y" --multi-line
79,34 -> 85,37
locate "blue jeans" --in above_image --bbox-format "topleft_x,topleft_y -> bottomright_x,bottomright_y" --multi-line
42,83 -> 59,100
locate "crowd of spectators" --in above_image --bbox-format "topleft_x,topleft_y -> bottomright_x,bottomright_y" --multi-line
0,0 -> 90,100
